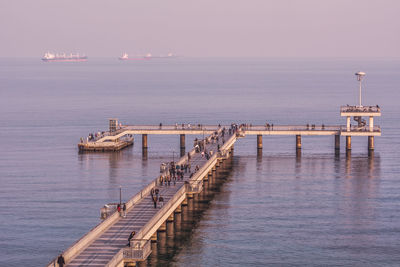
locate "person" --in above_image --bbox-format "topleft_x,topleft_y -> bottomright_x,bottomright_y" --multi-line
153,195 -> 157,208
122,203 -> 126,218
57,254 -> 65,267
117,204 -> 121,216
127,231 -> 136,246
159,196 -> 164,208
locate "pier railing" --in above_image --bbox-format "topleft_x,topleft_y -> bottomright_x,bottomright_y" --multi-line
340,125 -> 381,132
124,239 -> 152,261
185,180 -> 203,194
340,105 -> 381,113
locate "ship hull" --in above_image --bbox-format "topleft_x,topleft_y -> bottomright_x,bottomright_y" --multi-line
42,57 -> 87,62
118,57 -> 150,61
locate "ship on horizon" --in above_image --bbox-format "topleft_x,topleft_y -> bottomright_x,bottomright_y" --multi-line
118,52 -> 178,60
118,53 -> 150,60
42,52 -> 87,62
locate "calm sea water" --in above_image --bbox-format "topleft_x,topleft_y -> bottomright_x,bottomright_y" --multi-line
0,58 -> 399,266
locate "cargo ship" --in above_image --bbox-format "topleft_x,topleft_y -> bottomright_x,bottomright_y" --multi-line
118,53 -> 151,60
42,52 -> 87,62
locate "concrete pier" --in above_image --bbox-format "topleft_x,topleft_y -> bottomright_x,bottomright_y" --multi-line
257,135 -> 262,149
346,136 -> 351,151
368,136 -> 374,150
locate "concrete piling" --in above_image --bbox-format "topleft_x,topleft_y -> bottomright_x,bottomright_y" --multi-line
346,136 -> 351,151
142,134 -> 148,149
257,135 -> 262,150
368,136 -> 374,150
335,135 -> 340,151
296,135 -> 301,150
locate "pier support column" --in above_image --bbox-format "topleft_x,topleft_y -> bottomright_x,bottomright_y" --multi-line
174,205 -> 182,214
369,116 -> 374,132
158,221 -> 166,232
180,134 -> 185,149
368,136 -> 374,151
181,197 -> 188,206
296,135 -> 301,149
180,134 -> 185,157
151,232 -> 157,243
142,134 -> 148,149
347,116 -> 351,131
167,213 -> 174,222
346,136 -> 351,151
257,135 -> 263,150
335,135 -> 340,151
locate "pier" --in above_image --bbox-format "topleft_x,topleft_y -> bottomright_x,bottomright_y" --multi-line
56,102 -> 382,266
78,104 -> 381,155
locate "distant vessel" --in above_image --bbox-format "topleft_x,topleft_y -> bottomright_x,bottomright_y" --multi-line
154,53 -> 178,59
118,53 -> 150,60
118,52 -> 178,60
42,52 -> 87,62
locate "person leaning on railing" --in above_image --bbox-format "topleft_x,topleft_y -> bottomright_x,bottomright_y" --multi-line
127,231 -> 136,247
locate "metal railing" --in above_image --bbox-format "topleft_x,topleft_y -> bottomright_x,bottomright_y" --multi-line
124,239 -> 152,261
185,180 -> 203,194
340,125 -> 381,132
340,105 -> 381,113
100,205 -> 117,220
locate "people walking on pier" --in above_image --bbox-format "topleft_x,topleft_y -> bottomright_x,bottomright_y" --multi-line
123,203 -> 126,218
168,175 -> 171,186
127,231 -> 136,247
159,196 -> 164,208
159,123 -> 162,129
187,152 -> 191,161
159,175 -> 163,186
155,188 -> 159,198
57,254 -> 65,267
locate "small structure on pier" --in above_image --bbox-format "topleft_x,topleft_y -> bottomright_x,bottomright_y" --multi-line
340,72 -> 381,151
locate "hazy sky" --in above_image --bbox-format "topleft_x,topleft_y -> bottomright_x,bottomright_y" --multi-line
0,0 -> 399,58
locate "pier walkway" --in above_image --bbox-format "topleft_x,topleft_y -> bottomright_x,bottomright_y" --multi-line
50,129 -> 237,267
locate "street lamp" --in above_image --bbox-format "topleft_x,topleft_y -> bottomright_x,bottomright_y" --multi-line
119,186 -> 122,206
355,71 -> 366,107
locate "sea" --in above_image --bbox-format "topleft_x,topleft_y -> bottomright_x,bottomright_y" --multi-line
0,57 -> 399,267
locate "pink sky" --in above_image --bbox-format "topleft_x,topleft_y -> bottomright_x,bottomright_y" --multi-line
0,0 -> 399,57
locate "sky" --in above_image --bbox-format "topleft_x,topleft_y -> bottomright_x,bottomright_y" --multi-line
0,0 -> 399,58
